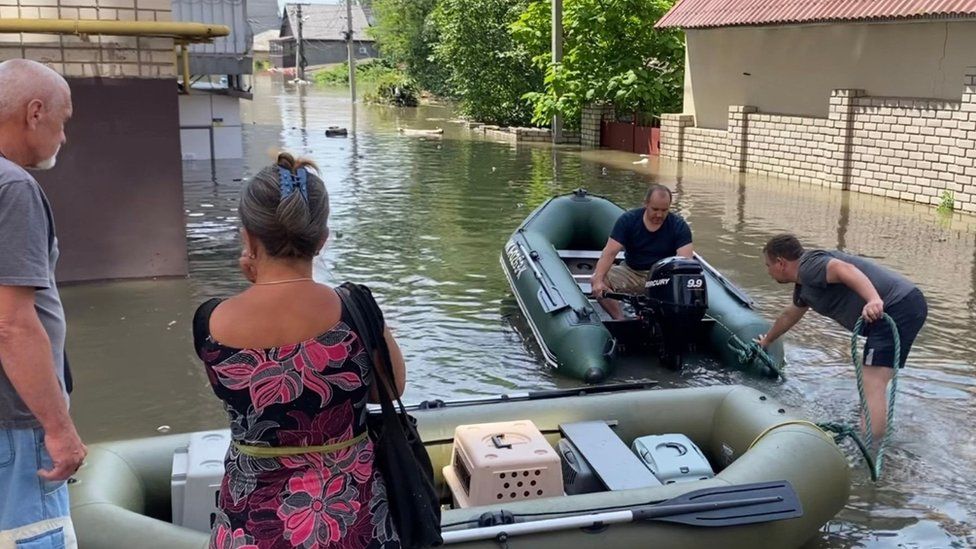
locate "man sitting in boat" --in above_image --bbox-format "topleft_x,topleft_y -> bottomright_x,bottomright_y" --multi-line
590,184 -> 694,319
757,234 -> 928,443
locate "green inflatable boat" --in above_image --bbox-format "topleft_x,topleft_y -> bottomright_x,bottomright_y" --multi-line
501,189 -> 785,383
69,384 -> 849,548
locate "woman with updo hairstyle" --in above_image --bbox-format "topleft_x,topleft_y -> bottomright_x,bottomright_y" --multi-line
193,152 -> 406,548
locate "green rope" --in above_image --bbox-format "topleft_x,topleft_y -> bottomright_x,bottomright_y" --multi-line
817,313 -> 901,482
714,315 -> 785,378
816,422 -> 879,482
851,313 -> 900,481
710,316 -> 783,377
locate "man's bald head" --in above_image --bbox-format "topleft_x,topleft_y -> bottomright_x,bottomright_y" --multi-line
0,60 -> 71,169
0,59 -> 70,122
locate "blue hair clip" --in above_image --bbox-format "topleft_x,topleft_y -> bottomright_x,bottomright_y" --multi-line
278,166 -> 309,201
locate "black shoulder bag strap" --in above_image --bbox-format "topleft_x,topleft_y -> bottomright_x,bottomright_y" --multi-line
336,283 -> 402,411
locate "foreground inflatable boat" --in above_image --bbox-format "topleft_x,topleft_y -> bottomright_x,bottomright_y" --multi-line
70,384 -> 848,548
501,189 -> 785,382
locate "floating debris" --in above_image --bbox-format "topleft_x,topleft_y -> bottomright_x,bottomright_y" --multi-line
325,126 -> 348,137
398,127 -> 444,136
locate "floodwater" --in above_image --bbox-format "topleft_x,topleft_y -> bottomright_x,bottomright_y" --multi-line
62,77 -> 975,547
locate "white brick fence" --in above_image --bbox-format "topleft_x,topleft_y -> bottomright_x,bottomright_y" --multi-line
661,70 -> 976,212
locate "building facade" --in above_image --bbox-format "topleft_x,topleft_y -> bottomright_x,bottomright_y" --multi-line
656,0 -> 976,212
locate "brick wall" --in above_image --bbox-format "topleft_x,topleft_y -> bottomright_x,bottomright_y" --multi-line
682,127 -> 727,165
744,114 -> 833,183
661,69 -> 976,212
849,95 -> 976,207
481,125 -> 581,145
0,0 -> 175,78
581,103 -> 613,148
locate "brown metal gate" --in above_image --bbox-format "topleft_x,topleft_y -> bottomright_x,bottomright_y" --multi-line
600,120 -> 660,155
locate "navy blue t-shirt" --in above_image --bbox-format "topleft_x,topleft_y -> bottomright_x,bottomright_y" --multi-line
609,208 -> 693,271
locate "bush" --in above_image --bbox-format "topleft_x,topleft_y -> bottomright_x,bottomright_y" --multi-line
363,72 -> 420,106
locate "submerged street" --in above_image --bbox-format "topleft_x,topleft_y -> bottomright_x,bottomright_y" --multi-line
63,77 -> 976,547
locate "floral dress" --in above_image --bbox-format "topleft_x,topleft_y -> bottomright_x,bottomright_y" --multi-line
193,298 -> 400,549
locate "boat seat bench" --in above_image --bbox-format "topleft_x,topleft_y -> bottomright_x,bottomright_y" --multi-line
557,249 -> 625,261
559,421 -> 662,490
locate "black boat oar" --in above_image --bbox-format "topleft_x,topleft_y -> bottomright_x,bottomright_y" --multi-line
440,481 -> 802,544
403,381 -> 658,411
515,241 -> 569,313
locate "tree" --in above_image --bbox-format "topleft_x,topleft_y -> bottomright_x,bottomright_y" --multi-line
432,0 -> 543,126
369,0 -> 450,95
511,0 -> 684,128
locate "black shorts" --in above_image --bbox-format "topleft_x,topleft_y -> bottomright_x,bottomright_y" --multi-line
861,288 -> 928,368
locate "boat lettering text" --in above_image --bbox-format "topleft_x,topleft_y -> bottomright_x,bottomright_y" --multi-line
505,241 -> 527,279
686,278 -> 704,288
645,278 -> 669,288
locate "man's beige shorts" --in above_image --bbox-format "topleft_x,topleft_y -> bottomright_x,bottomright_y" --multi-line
606,263 -> 649,295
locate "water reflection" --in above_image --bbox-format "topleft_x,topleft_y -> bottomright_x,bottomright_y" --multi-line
59,77 -> 975,548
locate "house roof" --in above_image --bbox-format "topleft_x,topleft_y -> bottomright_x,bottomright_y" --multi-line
278,3 -> 374,42
656,0 -> 976,29
247,0 -> 281,34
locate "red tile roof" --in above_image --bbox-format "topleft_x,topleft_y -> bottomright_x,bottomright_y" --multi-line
656,0 -> 976,29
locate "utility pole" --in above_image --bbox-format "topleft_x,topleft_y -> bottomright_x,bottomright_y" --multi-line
295,4 -> 307,82
346,0 -> 356,103
552,0 -> 563,144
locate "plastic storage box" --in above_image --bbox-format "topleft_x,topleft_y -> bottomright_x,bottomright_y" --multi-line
171,430 -> 231,532
631,433 -> 714,484
443,420 -> 563,508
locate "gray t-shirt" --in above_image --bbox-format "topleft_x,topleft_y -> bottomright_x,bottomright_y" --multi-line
793,250 -> 916,331
0,157 -> 67,429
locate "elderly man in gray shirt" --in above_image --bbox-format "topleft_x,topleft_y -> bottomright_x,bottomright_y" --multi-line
758,233 -> 928,445
0,59 -> 85,547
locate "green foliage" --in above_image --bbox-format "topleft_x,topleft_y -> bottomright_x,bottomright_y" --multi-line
937,190 -> 955,214
312,59 -> 397,87
369,0 -> 450,95
511,0 -> 684,128
253,59 -> 271,72
431,0 -> 542,127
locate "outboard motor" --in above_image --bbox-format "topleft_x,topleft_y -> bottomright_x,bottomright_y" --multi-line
644,257 -> 708,369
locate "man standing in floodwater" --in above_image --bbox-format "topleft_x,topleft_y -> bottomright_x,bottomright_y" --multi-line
758,234 -> 928,444
0,59 -> 85,547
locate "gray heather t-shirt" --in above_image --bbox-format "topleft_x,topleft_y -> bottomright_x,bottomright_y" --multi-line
793,250 -> 916,331
0,157 -> 67,429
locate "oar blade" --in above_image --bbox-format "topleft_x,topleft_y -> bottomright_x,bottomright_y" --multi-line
638,481 -> 803,528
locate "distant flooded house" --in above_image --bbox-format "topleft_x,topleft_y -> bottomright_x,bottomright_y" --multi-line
655,0 -> 976,212
270,3 -> 378,69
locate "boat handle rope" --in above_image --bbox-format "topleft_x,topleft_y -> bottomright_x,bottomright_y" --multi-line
747,420 -> 835,451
